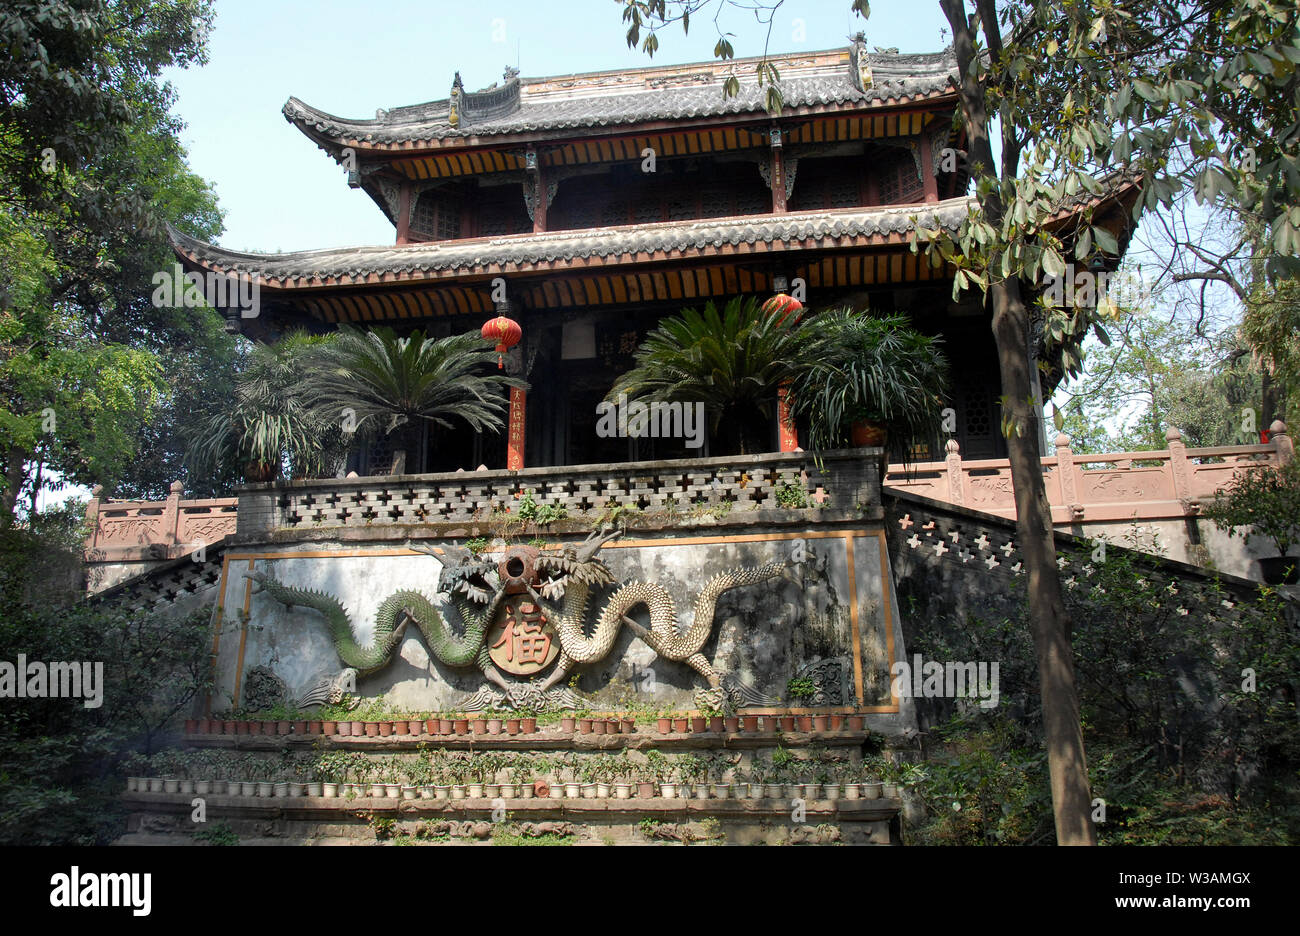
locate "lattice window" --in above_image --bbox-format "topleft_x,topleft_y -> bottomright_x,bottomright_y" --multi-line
600,201 -> 628,227
735,187 -> 769,215
878,151 -> 924,205
828,176 -> 861,208
699,187 -> 730,218
410,192 -> 461,240
633,200 -> 661,224
667,196 -> 694,221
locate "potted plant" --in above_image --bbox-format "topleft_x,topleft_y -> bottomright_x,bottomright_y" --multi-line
1202,459 -> 1300,584
789,309 -> 949,469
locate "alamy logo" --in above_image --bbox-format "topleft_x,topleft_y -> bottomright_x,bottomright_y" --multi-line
890,654 -> 1000,709
151,262 -> 259,318
596,394 -> 705,449
50,867 -> 151,916
0,655 -> 103,708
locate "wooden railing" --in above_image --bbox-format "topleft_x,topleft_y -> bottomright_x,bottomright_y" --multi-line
883,421 -> 1293,523
84,481 -> 238,562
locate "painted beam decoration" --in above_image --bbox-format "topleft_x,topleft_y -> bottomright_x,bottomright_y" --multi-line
215,525 -> 903,718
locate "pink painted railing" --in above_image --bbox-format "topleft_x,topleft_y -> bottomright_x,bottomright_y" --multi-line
885,421 -> 1293,523
84,481 -> 238,562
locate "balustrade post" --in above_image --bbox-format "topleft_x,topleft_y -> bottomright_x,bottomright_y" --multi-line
944,438 -> 966,507
1270,420 -> 1293,466
1165,427 -> 1194,511
1055,433 -> 1081,516
162,480 -> 184,553
85,485 -> 103,553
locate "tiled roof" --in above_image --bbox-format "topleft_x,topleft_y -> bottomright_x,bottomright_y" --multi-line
170,200 -> 973,284
283,46 -> 958,146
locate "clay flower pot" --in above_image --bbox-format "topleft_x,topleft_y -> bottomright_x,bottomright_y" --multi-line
741,715 -> 759,732
486,718 -> 502,735
408,719 -> 423,736
636,781 -> 655,798
521,718 -> 537,733
590,719 -> 606,735
377,721 -> 393,736
262,721 -> 277,735
471,719 -> 488,736
578,718 -> 594,734
323,721 -> 338,735
293,720 -> 309,735
454,718 -> 470,735
812,715 -> 829,732
850,419 -> 887,447
223,720 -> 237,735
621,717 -> 636,734
723,716 -> 739,733
847,715 -> 865,731
184,719 -> 198,734
560,716 -> 576,733
533,781 -> 551,798
828,715 -> 843,731
276,720 -> 292,735
426,718 -> 440,735
350,720 -> 365,736
243,721 -> 258,736
336,721 -> 352,736
393,720 -> 409,735
309,721 -> 323,735
672,717 -> 689,733
797,716 -> 813,732
657,717 -> 672,733
365,722 -> 381,737
505,719 -> 520,735
690,717 -> 707,733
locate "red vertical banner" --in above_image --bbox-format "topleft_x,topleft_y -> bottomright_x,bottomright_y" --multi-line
507,386 -> 526,470
777,380 -> 798,451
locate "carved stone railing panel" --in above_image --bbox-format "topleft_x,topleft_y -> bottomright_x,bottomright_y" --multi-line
885,421 -> 1292,524
85,482 -> 237,562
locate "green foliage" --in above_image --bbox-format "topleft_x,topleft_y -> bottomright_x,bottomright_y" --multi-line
192,820 -> 239,846
905,544 -> 1300,845
185,331 -> 345,481
464,537 -> 490,556
299,326 -> 526,474
517,490 -> 568,526
789,309 -> 950,452
774,482 -> 809,509
0,523 -> 212,845
609,296 -> 808,455
785,677 -> 816,700
1202,460 -> 1300,556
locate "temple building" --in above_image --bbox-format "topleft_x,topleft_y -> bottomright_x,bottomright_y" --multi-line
170,39 -> 1100,472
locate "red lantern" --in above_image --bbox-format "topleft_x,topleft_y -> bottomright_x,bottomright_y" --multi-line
762,293 -> 803,325
481,314 -> 522,369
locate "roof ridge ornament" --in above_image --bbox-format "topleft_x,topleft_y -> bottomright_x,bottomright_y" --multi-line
848,34 -> 873,92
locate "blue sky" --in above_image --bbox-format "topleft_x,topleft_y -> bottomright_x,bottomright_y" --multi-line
163,0 -> 953,252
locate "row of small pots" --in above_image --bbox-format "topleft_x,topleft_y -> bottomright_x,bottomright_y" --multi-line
657,714 -> 866,734
186,717 -> 541,737
127,777 -> 900,801
186,714 -> 871,737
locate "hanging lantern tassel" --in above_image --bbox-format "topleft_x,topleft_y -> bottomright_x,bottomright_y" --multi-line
481,314 -> 522,369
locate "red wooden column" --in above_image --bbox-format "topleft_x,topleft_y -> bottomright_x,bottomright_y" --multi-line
532,166 -> 547,233
777,384 -> 799,452
396,182 -> 412,244
769,127 -> 788,214
919,135 -> 939,203
507,387 -> 526,470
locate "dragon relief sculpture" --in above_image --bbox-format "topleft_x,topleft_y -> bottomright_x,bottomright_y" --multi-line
249,526 -> 803,711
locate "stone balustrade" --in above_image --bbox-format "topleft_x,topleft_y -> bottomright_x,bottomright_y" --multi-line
84,481 -> 238,562
235,449 -> 879,541
884,421 -> 1292,524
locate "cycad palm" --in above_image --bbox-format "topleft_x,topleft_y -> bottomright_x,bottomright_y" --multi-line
609,297 -> 807,455
302,326 -> 524,473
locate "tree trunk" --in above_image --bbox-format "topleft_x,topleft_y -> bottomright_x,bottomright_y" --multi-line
942,0 -> 1096,845
991,277 -> 1097,846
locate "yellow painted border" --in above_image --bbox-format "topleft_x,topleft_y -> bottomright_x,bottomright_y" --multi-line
220,528 -> 902,715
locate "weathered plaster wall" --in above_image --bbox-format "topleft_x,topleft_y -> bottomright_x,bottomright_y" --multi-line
212,527 -> 915,734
